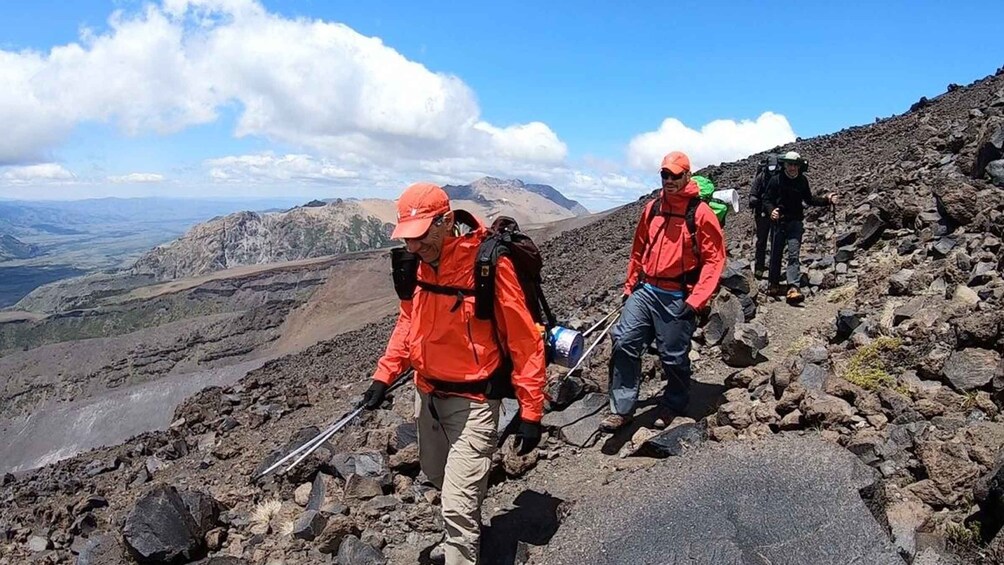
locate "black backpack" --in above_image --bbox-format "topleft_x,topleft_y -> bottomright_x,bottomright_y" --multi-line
749,154 -> 781,210
390,212 -> 556,361
644,197 -> 706,287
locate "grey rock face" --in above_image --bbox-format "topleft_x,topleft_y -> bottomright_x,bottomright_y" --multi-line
537,435 -> 903,565
720,323 -> 768,368
942,348 -> 1001,391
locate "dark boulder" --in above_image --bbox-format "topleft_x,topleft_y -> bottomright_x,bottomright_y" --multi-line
122,484 -> 204,563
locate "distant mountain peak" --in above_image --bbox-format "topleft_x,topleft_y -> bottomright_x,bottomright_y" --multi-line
442,177 -> 588,219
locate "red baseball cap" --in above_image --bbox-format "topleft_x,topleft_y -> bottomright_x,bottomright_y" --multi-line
391,182 -> 451,239
660,151 -> 691,175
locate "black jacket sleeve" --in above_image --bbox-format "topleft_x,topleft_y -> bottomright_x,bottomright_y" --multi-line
800,177 -> 830,207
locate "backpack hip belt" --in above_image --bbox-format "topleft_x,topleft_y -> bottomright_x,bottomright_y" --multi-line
423,357 -> 514,400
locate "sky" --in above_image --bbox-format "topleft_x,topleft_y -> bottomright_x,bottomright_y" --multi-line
0,0 -> 1001,212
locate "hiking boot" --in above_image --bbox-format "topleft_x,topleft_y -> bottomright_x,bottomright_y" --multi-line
786,286 -> 805,304
652,406 -> 679,430
767,284 -> 784,297
598,413 -> 632,433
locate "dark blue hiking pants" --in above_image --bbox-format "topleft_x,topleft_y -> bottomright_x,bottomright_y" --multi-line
608,284 -> 696,415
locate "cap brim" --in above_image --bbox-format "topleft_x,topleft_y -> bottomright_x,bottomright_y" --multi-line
661,165 -> 687,175
391,217 -> 434,239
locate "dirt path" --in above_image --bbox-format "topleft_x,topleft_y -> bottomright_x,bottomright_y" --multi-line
756,283 -> 854,372
479,282 -> 857,565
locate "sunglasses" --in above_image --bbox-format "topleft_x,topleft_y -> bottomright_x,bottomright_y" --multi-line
660,169 -> 686,181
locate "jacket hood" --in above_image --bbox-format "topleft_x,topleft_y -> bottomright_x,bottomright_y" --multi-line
660,179 -> 700,207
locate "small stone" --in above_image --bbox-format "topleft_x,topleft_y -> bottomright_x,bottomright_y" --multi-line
779,410 -> 802,430
294,483 -> 313,507
291,510 -> 328,541
28,535 -> 51,552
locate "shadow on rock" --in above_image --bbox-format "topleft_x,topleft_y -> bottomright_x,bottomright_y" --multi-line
599,380 -> 725,456
481,490 -> 565,565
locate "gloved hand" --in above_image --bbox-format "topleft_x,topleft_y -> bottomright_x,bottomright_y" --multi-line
361,381 -> 388,410
513,420 -> 542,455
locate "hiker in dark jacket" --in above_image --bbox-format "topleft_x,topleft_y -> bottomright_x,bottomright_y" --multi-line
763,151 -> 838,304
749,155 -> 779,279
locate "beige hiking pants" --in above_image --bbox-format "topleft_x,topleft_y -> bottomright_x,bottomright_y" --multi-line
416,391 -> 500,565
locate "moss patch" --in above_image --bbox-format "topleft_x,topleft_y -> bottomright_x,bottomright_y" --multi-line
842,336 -> 902,391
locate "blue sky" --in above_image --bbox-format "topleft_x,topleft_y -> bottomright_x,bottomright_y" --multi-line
0,0 -> 1001,211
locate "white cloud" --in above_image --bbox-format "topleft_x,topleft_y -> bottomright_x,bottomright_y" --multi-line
0,0 -> 566,173
1,163 -> 76,183
108,173 -> 166,183
627,112 -> 797,172
206,153 -> 359,183
0,0 -> 798,211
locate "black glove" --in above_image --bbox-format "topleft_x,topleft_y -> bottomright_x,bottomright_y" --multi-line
361,381 -> 388,410
621,293 -> 630,304
513,420 -> 541,455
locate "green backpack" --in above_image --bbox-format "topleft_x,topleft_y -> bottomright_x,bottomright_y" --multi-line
692,175 -> 729,226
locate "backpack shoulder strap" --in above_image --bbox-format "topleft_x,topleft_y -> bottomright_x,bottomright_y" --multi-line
474,233 -> 504,321
686,197 -> 701,261
645,198 -> 660,226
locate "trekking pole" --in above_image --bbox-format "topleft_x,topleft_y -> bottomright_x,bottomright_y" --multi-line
253,370 -> 414,481
565,312 -> 621,379
582,305 -> 623,339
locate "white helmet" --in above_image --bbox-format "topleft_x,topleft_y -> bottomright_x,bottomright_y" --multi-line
780,151 -> 802,162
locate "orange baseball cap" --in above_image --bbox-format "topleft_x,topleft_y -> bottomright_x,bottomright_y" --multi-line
660,151 -> 691,175
391,182 -> 451,239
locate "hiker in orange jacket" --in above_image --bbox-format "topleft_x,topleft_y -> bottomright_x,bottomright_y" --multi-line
599,151 -> 726,433
363,182 -> 546,565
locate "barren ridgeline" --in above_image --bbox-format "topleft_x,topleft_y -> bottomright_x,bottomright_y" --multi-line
3,68 -> 1004,564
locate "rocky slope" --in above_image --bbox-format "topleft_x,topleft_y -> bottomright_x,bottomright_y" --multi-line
3,68 -> 1004,565
132,200 -> 394,281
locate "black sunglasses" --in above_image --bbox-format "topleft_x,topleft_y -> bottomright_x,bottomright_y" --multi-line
660,170 -> 686,181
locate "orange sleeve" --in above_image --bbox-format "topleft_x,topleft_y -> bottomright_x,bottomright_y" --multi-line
492,257 -> 546,422
623,202 -> 652,295
372,299 -> 413,385
685,207 -> 726,311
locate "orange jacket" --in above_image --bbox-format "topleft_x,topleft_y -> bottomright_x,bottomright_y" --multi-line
373,215 -> 547,422
623,181 -> 726,311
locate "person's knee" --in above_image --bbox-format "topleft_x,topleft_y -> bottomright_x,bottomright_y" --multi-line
612,335 -> 645,358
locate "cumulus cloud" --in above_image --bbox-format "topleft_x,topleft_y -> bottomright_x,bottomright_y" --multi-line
1,163 -> 76,183
627,112 -> 797,172
0,0 -> 797,210
0,0 -> 566,173
206,153 -> 359,182
108,173 -> 165,183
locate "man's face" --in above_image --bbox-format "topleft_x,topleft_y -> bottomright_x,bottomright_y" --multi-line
661,169 -> 690,192
784,162 -> 800,178
404,211 -> 453,263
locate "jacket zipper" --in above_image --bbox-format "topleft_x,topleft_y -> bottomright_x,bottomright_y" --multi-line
466,311 -> 480,365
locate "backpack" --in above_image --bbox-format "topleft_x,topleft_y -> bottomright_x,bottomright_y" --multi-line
390,213 -> 557,395
692,175 -> 730,226
749,154 -> 781,210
